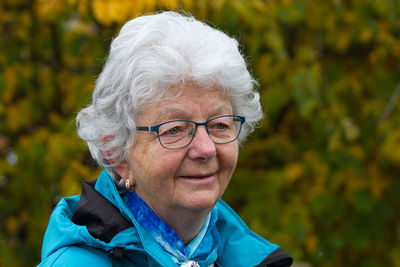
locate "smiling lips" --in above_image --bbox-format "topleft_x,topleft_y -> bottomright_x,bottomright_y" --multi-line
178,172 -> 217,179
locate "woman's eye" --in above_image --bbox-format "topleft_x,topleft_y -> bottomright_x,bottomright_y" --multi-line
212,123 -> 227,130
165,127 -> 181,135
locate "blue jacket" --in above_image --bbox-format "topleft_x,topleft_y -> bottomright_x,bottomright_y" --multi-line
39,170 -> 292,267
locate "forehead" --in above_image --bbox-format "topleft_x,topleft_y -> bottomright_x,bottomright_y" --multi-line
137,84 -> 232,124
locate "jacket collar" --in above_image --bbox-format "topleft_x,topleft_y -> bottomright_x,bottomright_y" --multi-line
45,170 -> 293,266
72,179 -> 133,243
71,171 -> 218,266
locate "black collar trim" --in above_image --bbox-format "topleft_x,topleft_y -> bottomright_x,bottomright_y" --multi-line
256,247 -> 293,267
72,180 -> 133,243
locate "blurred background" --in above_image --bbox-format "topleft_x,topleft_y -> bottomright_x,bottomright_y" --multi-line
1,0 -> 400,266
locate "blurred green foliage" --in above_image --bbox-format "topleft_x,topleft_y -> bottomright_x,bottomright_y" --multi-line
1,0 -> 399,266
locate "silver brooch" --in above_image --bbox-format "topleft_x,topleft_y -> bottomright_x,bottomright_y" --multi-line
181,261 -> 200,267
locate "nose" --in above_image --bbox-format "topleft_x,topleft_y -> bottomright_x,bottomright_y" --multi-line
187,126 -> 217,160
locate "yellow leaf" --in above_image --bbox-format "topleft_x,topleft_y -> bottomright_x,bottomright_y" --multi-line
161,0 -> 179,9
306,234 -> 318,253
367,165 -> 388,199
35,0 -> 68,22
92,0 -> 158,26
3,68 -> 17,103
6,216 -> 18,234
348,145 -> 365,161
359,27 -> 374,43
381,128 -> 400,165
286,162 -> 303,183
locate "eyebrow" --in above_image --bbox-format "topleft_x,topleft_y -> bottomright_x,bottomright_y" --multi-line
153,104 -> 232,124
209,104 -> 233,118
154,108 -> 190,123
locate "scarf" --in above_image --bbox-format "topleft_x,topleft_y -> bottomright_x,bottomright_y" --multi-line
123,192 -> 219,266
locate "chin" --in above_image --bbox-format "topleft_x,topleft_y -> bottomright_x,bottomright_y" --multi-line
178,191 -> 221,212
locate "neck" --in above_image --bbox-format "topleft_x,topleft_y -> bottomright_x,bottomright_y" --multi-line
159,208 -> 211,245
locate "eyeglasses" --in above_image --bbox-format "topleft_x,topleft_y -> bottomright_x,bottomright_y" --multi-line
136,115 -> 245,149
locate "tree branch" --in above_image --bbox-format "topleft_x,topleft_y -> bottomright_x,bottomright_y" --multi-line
378,81 -> 400,124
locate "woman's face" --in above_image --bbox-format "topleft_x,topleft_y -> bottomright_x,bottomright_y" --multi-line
125,84 -> 238,219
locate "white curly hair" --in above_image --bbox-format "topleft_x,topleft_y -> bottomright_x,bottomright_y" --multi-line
76,11 -> 262,186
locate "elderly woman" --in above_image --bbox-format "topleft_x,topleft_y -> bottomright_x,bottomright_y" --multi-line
39,11 -> 292,267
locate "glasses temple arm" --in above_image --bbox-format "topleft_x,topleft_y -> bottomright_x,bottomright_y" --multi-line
136,126 -> 151,131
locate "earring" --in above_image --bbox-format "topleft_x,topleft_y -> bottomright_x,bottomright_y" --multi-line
125,176 -> 135,192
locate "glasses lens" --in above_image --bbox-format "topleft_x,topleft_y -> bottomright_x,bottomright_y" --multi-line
158,120 -> 196,149
207,116 -> 242,144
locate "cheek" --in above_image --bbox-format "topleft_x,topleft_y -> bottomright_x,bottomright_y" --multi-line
220,144 -> 238,176
129,143 -> 158,178
156,154 -> 182,177
132,144 -> 184,181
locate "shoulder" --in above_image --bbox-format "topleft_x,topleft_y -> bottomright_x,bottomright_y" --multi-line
216,199 -> 250,232
38,245 -> 111,267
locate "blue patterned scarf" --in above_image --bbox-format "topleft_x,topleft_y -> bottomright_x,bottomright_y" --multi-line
123,192 -> 219,265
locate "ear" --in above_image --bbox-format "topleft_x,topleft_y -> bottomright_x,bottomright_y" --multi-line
104,154 -> 129,182
100,135 -> 129,181
113,161 -> 129,181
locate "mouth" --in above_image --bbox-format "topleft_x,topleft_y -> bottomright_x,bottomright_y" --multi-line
178,172 -> 217,179
176,171 -> 219,186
